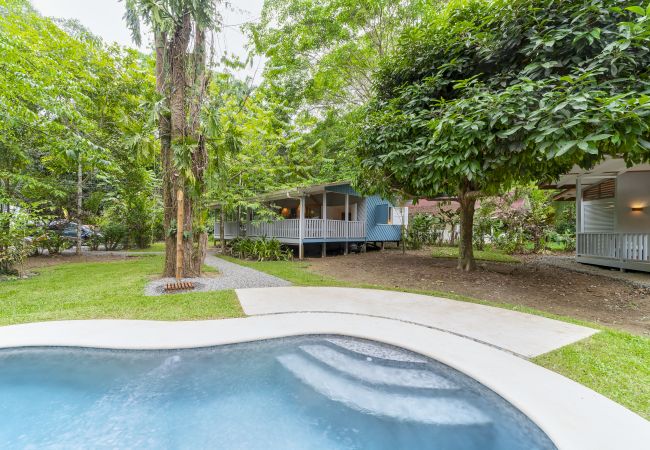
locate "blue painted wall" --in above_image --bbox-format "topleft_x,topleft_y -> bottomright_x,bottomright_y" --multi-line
325,184 -> 402,242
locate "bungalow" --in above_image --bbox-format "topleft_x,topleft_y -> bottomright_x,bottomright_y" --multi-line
553,158 -> 650,272
213,182 -> 408,259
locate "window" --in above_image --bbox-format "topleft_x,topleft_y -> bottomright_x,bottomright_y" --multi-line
388,207 -> 409,226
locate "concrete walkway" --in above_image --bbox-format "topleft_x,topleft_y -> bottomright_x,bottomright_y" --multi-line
236,287 -> 597,358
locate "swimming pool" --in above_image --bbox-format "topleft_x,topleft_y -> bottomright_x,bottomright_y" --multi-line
0,336 -> 555,449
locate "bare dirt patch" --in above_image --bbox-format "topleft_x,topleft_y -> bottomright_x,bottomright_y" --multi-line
307,249 -> 650,336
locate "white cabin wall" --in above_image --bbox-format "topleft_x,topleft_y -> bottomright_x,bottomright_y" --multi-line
615,171 -> 650,232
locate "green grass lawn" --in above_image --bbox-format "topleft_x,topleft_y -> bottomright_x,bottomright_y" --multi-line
533,330 -> 650,419
223,256 -> 650,420
0,255 -> 242,326
127,241 -> 165,252
430,246 -> 520,263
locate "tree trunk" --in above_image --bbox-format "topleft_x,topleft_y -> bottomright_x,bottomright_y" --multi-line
76,158 -> 82,256
155,30 -> 176,277
457,185 -> 477,272
157,15 -> 209,278
220,208 -> 225,253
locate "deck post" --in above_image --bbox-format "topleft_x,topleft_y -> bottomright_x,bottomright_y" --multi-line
299,196 -> 305,260
344,193 -> 349,255
322,191 -> 327,257
576,176 -> 582,258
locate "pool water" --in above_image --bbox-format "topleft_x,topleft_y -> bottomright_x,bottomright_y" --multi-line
0,336 -> 556,449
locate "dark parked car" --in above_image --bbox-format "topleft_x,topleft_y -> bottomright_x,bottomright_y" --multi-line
48,220 -> 98,240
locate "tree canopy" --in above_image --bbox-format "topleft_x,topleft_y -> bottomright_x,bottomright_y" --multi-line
357,0 -> 650,269
0,0 -> 158,256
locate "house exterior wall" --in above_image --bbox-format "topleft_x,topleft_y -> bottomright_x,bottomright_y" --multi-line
325,184 -> 402,242
615,171 -> 650,233
365,195 -> 402,242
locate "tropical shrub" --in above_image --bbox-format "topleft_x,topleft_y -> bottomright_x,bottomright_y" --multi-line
473,199 -> 500,251
101,223 -> 127,251
230,237 -> 293,261
0,208 -> 35,275
406,214 -> 439,250
39,231 -> 73,255
88,232 -> 103,251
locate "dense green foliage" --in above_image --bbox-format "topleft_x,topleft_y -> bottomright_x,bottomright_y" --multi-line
230,237 -> 293,261
357,0 -> 650,269
405,213 -> 442,249
250,0 -> 424,108
0,0 -> 159,268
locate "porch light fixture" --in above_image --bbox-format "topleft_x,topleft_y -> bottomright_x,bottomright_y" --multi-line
631,205 -> 645,212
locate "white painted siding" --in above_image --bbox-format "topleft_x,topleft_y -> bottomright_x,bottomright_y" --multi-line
615,171 -> 650,233
583,199 -> 616,232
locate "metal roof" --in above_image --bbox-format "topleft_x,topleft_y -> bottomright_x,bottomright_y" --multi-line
208,181 -> 353,207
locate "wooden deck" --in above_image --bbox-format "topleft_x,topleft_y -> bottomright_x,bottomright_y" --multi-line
216,219 -> 366,243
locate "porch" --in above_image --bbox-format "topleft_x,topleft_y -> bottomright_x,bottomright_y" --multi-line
214,182 -> 374,259
220,219 -> 366,243
553,158 -> 650,273
577,232 -> 650,271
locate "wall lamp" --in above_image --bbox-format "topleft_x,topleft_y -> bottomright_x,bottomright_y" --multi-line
631,206 -> 645,212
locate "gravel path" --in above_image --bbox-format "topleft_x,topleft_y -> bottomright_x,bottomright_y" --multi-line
144,253 -> 291,296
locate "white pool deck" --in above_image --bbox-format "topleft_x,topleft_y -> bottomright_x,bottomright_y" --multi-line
236,287 -> 597,358
0,287 -> 648,449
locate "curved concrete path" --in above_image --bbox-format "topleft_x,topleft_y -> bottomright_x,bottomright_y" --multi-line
235,287 -> 597,358
0,315 -> 647,450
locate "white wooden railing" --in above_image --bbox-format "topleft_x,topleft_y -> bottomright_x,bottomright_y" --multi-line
347,221 -> 366,239
214,221 -> 240,239
247,219 -> 300,239
217,219 -> 367,240
304,219 -> 322,238
577,232 -> 650,262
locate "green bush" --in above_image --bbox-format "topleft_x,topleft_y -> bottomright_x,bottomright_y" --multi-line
545,230 -> 576,252
101,223 -> 127,251
405,214 -> 440,250
39,231 -> 73,255
88,232 -> 102,251
230,237 -> 293,261
0,209 -> 36,275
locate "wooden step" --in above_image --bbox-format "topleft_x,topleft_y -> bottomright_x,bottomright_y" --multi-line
164,281 -> 195,292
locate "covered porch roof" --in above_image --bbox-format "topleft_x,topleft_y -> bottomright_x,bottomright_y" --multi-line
549,158 -> 650,201
209,181 -> 355,208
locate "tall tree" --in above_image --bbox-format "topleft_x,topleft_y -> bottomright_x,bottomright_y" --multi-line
250,0 -> 425,109
1,0 -> 157,252
358,0 -> 650,271
125,0 -> 221,277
